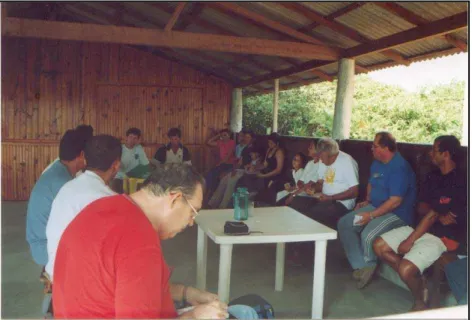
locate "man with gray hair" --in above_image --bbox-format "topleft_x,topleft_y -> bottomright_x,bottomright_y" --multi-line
52,163 -> 259,319
52,164 -> 226,319
286,137 -> 358,266
289,137 -> 359,229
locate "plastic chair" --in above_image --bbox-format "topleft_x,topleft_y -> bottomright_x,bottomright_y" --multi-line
123,178 -> 145,194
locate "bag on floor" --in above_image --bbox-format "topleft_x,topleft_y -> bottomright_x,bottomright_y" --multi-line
229,294 -> 274,319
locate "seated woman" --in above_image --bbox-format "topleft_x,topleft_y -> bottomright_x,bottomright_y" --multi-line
208,130 -> 255,209
275,152 -> 307,203
204,129 -> 236,202
238,132 -> 285,205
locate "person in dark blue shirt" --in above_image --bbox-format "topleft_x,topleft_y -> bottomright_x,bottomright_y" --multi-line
374,135 -> 466,311
338,132 -> 416,289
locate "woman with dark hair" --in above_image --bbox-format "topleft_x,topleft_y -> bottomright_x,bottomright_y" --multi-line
239,132 -> 285,205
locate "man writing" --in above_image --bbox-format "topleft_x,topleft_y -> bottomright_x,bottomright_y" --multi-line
53,164 -> 256,319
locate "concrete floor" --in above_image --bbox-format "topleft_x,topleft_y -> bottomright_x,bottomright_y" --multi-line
2,201 -> 414,319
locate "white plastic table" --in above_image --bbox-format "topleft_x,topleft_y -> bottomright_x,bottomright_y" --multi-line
195,207 -> 337,319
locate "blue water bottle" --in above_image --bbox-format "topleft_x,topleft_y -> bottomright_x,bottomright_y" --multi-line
233,187 -> 249,221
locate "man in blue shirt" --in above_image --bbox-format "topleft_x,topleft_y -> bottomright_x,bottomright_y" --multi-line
26,129 -> 88,266
338,132 -> 416,289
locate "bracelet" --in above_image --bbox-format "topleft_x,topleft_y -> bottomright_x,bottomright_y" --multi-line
369,213 -> 374,220
181,286 -> 188,305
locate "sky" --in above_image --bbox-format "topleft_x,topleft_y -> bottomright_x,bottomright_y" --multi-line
367,52 -> 468,92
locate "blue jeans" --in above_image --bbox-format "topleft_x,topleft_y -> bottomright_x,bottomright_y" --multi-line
337,205 -> 406,270
228,305 -> 259,319
445,258 -> 468,305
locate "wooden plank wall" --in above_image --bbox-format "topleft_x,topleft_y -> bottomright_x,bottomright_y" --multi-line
2,37 -> 232,200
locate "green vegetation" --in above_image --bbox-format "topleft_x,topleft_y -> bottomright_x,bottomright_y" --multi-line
243,75 -> 465,144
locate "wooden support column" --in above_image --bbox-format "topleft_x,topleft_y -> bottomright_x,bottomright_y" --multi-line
461,79 -> 468,146
231,88 -> 243,133
332,59 -> 355,139
273,79 -> 279,133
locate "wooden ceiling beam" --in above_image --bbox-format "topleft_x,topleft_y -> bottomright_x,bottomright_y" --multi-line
297,3 -> 365,33
164,2 -> 186,31
239,11 -> 467,87
355,64 -> 369,74
247,77 -> 324,96
372,2 -> 468,52
443,34 -> 467,52
207,2 -> 339,50
371,2 -> 429,26
279,2 -> 410,65
279,2 -> 369,44
59,6 -> 240,84
173,3 -> 206,31
3,17 -> 340,60
344,12 -> 468,58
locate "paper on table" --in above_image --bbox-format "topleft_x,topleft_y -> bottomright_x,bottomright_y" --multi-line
177,306 -> 195,315
353,215 -> 363,226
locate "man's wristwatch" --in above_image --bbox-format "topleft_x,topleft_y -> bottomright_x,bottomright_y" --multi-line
369,213 -> 374,220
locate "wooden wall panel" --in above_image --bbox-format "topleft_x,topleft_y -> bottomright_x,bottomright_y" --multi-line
2,37 -> 232,200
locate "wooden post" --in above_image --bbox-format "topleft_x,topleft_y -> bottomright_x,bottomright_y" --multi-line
461,78 -> 468,145
332,58 -> 355,139
230,88 -> 243,134
273,78 -> 279,133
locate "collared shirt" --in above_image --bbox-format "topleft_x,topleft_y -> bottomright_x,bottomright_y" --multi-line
46,171 -> 116,280
42,158 -> 83,178
116,144 -> 149,179
154,143 -> 192,165
26,161 -> 73,266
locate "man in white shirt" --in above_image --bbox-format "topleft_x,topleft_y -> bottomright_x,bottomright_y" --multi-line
46,135 -> 122,281
307,137 -> 360,228
112,127 -> 150,193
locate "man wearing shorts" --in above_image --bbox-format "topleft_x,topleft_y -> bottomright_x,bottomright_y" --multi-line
374,135 -> 467,311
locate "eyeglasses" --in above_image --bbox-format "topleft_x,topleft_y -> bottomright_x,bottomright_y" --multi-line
183,195 -> 199,219
371,144 -> 381,150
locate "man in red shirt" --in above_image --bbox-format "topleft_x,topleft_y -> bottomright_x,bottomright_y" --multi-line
53,163 -> 228,319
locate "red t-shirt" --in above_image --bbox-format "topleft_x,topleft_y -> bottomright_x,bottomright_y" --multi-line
53,195 -> 177,319
217,139 -> 236,164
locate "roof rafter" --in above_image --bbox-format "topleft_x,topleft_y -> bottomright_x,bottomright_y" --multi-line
173,2 -> 205,31
372,2 -> 468,52
59,5 -> 240,84
298,2 -> 366,33
344,12 -> 467,58
239,11 -> 468,87
278,2 -> 410,65
207,2 -> 339,50
164,2 -> 186,31
3,17 -> 340,60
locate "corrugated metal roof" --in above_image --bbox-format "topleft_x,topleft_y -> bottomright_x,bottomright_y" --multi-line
393,37 -> 453,57
5,1 -> 468,95
311,25 -> 360,48
301,2 -> 353,17
399,2 -> 468,21
337,3 -> 415,41
241,2 -> 311,29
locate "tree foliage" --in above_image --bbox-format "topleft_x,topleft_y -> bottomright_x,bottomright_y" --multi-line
243,75 -> 465,144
